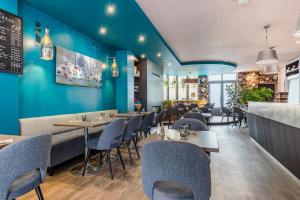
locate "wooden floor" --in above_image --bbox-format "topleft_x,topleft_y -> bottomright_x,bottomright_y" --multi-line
19,126 -> 300,200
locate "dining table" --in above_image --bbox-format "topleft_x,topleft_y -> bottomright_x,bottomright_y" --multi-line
0,134 -> 25,149
140,128 -> 219,154
53,118 -> 112,175
113,112 -> 149,119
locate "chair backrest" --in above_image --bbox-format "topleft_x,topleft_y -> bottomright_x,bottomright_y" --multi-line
153,110 -> 166,126
140,112 -> 155,132
189,103 -> 199,110
222,107 -> 232,115
97,119 -> 125,150
123,115 -> 142,140
0,134 -> 52,200
183,112 -> 207,124
142,140 -> 211,200
171,118 -> 209,131
233,106 -> 244,116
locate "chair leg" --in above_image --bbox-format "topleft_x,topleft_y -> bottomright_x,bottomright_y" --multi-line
127,141 -> 133,165
35,186 -> 44,200
117,147 -> 126,170
133,139 -> 140,159
82,149 -> 90,176
106,150 -> 113,180
99,151 -> 103,168
221,115 -> 224,122
47,167 -> 54,176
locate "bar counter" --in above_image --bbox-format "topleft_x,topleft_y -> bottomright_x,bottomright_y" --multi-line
247,102 -> 300,179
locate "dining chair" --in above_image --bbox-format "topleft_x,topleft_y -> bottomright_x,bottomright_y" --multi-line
142,140 -> 211,200
82,118 -> 126,179
123,115 -> 142,165
189,103 -> 199,111
140,112 -> 155,138
221,107 -> 233,123
0,134 -> 52,200
232,106 -> 247,128
172,118 -> 209,131
183,112 -> 207,124
152,110 -> 166,128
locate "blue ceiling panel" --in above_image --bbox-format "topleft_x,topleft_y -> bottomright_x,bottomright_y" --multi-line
23,0 -> 236,75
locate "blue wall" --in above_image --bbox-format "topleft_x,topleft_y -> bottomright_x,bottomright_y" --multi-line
19,3 -> 116,118
116,51 -> 134,113
0,0 -> 20,135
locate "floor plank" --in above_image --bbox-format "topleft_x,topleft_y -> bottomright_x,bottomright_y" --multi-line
19,126 -> 300,200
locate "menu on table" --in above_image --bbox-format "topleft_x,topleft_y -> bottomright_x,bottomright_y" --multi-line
0,8 -> 23,74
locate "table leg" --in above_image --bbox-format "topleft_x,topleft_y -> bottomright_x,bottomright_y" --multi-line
71,127 -> 99,176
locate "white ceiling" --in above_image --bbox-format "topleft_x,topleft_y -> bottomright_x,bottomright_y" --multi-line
136,0 -> 300,71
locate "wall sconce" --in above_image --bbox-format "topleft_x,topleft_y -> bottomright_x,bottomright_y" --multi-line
35,22 -> 54,61
107,57 -> 118,77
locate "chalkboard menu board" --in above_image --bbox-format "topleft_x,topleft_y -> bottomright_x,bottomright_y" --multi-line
0,8 -> 23,74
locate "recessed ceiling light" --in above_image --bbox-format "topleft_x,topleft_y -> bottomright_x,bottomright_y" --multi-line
157,52 -> 161,57
99,26 -> 107,35
141,54 -> 146,59
138,35 -> 145,43
106,4 -> 116,15
168,62 -> 172,66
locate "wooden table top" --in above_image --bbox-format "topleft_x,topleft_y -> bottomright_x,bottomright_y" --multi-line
0,134 -> 25,149
114,112 -> 149,118
53,119 -> 112,128
141,129 -> 219,153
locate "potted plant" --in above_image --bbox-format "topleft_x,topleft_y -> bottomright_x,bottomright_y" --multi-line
225,84 -> 239,107
240,87 -> 273,105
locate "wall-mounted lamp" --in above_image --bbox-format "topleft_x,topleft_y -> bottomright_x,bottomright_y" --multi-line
35,22 -> 54,60
107,57 -> 118,77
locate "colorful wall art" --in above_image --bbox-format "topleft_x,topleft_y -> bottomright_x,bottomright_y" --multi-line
56,46 -> 103,88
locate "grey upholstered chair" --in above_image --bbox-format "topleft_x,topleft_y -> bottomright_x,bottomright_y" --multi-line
83,119 -> 126,179
152,110 -> 166,127
183,112 -> 207,124
140,112 -> 155,138
123,115 -> 142,165
142,140 -> 211,200
0,134 -> 52,200
172,118 -> 209,131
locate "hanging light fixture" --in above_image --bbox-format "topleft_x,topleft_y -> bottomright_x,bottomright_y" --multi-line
263,64 -> 279,74
40,27 -> 54,60
294,16 -> 300,38
111,58 -> 119,77
256,25 -> 279,65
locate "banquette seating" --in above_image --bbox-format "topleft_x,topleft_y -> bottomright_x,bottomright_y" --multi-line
19,110 -> 118,175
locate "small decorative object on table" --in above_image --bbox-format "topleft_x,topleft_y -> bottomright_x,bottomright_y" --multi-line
179,123 -> 191,137
81,115 -> 87,121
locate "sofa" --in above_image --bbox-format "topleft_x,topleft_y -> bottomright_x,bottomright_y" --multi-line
19,109 -> 118,175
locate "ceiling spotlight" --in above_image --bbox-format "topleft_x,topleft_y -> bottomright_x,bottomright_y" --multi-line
157,52 -> 161,57
99,26 -> 107,35
106,4 -> 116,15
168,62 -> 172,66
138,35 -> 145,43
141,54 -> 146,59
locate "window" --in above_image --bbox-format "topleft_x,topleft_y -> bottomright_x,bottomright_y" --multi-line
208,74 -> 237,109
178,76 -> 187,100
208,74 -> 221,82
223,73 -> 237,81
163,75 -> 168,100
189,83 -> 198,100
168,76 -> 177,100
